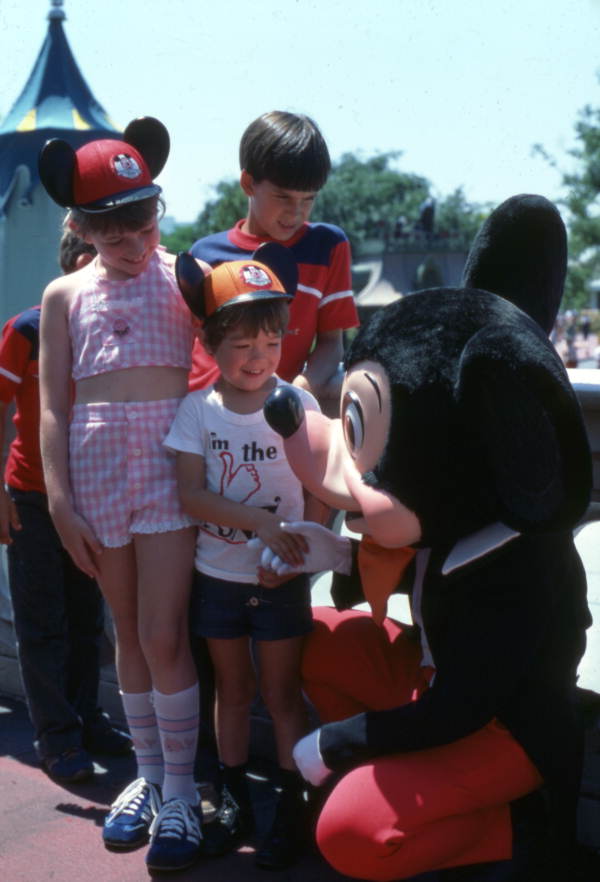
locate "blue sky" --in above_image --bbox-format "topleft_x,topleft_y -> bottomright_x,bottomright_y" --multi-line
2,0 -> 600,223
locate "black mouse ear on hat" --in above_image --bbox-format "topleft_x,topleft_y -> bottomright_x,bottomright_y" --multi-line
38,139 -> 76,207
175,252 -> 208,319
252,242 -> 298,297
123,117 -> 170,178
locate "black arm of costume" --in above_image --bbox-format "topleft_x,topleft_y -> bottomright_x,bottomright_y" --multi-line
319,533 -> 588,773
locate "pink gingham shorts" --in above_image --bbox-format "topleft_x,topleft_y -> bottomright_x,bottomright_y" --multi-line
69,398 -> 194,548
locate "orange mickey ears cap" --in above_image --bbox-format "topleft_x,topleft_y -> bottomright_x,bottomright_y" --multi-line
176,242 -> 297,321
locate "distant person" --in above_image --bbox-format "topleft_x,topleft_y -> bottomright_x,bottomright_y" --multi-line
188,110 -> 359,403
565,312 -> 578,368
415,196 -> 436,237
393,215 -> 408,240
0,231 -> 131,785
581,313 -> 591,341
165,247 -> 328,870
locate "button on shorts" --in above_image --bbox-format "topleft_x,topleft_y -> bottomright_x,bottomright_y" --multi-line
190,571 -> 313,641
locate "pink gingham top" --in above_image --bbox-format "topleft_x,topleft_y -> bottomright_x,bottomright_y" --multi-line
69,248 -> 194,380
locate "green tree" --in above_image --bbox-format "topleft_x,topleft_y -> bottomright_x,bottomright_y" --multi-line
162,152 -> 486,259
160,222 -> 197,254
535,97 -> 600,309
161,179 -> 247,252
434,188 -> 490,251
314,152 -> 430,256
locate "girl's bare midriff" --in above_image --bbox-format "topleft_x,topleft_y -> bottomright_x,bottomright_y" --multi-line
74,365 -> 190,404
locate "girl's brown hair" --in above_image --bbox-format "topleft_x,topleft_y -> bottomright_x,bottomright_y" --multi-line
65,195 -> 164,237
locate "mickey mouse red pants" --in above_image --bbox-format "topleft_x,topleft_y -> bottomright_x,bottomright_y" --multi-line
302,607 -> 543,881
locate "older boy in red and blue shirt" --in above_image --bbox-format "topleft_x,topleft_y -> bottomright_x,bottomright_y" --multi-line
189,111 -> 358,403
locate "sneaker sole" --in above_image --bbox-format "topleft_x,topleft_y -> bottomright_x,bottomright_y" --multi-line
84,743 -> 133,757
145,853 -> 202,872
103,832 -> 150,851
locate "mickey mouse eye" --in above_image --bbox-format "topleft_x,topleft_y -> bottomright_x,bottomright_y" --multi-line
342,390 -> 365,457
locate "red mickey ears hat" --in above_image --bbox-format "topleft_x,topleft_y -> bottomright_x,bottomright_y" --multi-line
38,117 -> 170,213
175,243 -> 298,321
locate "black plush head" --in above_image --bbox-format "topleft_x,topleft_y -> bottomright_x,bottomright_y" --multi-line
344,197 -> 590,548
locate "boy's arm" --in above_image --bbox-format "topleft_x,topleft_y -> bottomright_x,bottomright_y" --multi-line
0,402 -> 21,543
294,329 -> 344,400
303,488 -> 332,527
0,317 -> 30,543
175,450 -> 307,566
293,232 -> 357,401
39,281 -> 102,578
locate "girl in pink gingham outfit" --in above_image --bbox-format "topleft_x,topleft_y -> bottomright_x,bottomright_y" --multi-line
38,119 -> 209,871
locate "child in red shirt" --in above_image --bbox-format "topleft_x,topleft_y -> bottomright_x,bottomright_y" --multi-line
0,232 -> 131,783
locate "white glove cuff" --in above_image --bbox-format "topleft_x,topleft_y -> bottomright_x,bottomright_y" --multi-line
293,728 -> 331,786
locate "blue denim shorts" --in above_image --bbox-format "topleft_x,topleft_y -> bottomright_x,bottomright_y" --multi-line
190,571 -> 313,641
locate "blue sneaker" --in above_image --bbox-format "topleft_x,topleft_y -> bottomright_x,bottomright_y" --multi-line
42,747 -> 94,783
146,797 -> 203,871
103,777 -> 161,849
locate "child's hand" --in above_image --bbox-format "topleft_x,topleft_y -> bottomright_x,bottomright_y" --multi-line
254,512 -> 308,567
0,486 -> 21,545
51,505 -> 103,580
256,566 -> 296,589
249,521 -> 352,576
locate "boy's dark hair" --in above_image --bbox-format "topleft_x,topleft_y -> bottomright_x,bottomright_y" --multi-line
59,231 -> 96,274
65,195 -> 164,238
239,111 -> 331,191
203,298 -> 289,352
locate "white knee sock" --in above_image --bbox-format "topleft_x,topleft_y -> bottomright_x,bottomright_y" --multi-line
153,682 -> 200,804
120,690 -> 164,786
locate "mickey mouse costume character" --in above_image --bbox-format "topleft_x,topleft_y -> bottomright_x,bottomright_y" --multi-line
257,195 -> 592,881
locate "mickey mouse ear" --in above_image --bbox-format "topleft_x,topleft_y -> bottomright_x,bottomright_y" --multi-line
38,139 -> 76,207
175,252 -> 207,319
463,194 -> 566,335
252,242 -> 298,297
123,117 -> 170,179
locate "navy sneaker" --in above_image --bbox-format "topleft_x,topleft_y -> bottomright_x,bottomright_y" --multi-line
103,777 -> 161,849
203,786 -> 254,857
42,747 -> 94,784
146,797 -> 203,871
83,713 -> 133,756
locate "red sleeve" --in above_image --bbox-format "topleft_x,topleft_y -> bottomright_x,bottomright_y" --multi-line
317,239 -> 359,334
188,338 -> 220,391
0,318 -> 29,404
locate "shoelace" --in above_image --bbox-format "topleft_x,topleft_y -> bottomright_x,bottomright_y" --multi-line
150,799 -> 202,843
109,777 -> 159,820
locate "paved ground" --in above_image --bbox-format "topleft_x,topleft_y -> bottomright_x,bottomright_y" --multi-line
0,694 -> 355,882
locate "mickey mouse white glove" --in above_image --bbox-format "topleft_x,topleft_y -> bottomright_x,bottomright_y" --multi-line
292,728 -> 333,786
247,521 -> 352,576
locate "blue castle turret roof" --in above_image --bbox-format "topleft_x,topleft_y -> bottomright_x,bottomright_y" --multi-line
0,0 -> 118,212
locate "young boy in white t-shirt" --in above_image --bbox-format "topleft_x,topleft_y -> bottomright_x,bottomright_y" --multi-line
164,246 -> 327,870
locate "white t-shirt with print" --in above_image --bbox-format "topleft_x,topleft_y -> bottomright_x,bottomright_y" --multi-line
164,378 -> 320,583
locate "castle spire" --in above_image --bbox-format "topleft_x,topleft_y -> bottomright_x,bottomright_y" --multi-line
47,0 -> 66,22
0,1 -> 117,210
